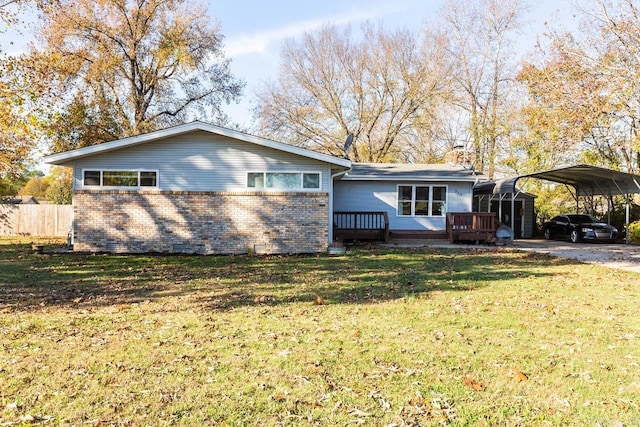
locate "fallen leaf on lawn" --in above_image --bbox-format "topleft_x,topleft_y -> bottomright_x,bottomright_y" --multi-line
462,376 -> 485,391
350,408 -> 372,417
513,369 -> 528,382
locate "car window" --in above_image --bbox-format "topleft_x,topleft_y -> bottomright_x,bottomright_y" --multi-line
567,214 -> 597,223
552,216 -> 567,223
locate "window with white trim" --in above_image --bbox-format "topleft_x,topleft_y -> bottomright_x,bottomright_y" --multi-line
83,170 -> 158,188
397,185 -> 447,217
247,172 -> 321,190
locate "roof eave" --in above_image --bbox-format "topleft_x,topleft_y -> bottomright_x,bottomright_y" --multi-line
341,176 -> 484,182
43,121 -> 352,168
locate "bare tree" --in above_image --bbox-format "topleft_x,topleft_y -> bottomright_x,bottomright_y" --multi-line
253,24 -> 451,163
439,0 -> 527,178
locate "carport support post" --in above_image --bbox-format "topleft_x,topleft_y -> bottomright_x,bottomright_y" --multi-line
511,192 -> 515,239
626,196 -> 630,244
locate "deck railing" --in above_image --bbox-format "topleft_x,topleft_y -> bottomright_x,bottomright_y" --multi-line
446,212 -> 499,243
333,211 -> 390,242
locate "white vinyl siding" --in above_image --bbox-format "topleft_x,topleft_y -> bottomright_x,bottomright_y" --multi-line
397,185 -> 447,217
73,131 -> 333,192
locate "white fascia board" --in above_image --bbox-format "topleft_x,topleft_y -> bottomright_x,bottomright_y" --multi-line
341,176 -> 481,182
43,121 -> 352,168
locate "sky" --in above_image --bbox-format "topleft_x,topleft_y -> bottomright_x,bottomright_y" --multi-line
210,0 -> 577,127
1,0 -> 579,128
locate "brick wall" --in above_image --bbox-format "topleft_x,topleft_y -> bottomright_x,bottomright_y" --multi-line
73,190 -> 329,254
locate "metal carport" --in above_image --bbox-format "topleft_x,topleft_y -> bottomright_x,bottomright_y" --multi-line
473,164 -> 640,242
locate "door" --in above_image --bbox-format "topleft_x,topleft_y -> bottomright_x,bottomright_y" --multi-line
490,200 -> 523,238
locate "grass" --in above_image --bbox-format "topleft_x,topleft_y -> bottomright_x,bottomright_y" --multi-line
1,237 -> 639,426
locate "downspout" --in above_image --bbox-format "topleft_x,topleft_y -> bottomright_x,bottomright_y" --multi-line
71,160 -> 76,246
329,168 -> 351,244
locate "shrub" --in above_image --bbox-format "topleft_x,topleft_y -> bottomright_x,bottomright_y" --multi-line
628,220 -> 640,243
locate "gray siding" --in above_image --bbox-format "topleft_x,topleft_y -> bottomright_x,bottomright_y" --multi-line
333,180 -> 474,231
73,131 -> 332,192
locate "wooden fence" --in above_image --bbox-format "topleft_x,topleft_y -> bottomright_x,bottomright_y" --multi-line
0,204 -> 73,237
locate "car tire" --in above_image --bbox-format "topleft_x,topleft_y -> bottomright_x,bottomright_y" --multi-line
570,229 -> 581,243
544,228 -> 552,240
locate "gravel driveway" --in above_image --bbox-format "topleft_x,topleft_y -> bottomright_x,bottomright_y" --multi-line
513,239 -> 640,274
385,238 -> 640,273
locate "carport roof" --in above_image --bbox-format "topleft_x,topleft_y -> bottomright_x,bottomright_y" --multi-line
474,164 -> 640,197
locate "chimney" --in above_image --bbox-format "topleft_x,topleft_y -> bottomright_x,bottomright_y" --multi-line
446,144 -> 475,168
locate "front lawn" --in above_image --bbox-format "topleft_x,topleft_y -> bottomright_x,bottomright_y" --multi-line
1,238 -> 638,425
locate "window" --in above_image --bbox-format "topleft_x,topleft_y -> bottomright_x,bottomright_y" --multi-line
247,172 -> 321,190
397,185 -> 447,217
83,170 -> 101,186
398,186 -> 413,216
247,173 -> 264,188
267,173 -> 301,190
303,173 -> 320,189
103,171 -> 138,187
432,186 -> 446,216
140,171 -> 157,187
415,186 -> 429,216
83,170 -> 158,188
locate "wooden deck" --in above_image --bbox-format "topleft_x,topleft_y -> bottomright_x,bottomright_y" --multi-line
333,211 -> 498,244
333,211 -> 390,242
446,212 -> 499,243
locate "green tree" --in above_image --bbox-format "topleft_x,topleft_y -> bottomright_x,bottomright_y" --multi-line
18,174 -> 50,199
1,1 -> 53,188
32,0 -> 244,152
45,167 -> 72,204
0,169 -> 42,198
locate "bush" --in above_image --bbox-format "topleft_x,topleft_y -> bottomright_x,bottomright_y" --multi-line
628,220 -> 640,244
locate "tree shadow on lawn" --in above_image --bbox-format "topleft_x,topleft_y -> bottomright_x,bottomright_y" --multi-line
0,243 -> 566,312
196,248 -> 564,310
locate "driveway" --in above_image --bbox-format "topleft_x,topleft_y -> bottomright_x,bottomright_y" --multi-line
513,239 -> 640,274
384,238 -> 640,274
